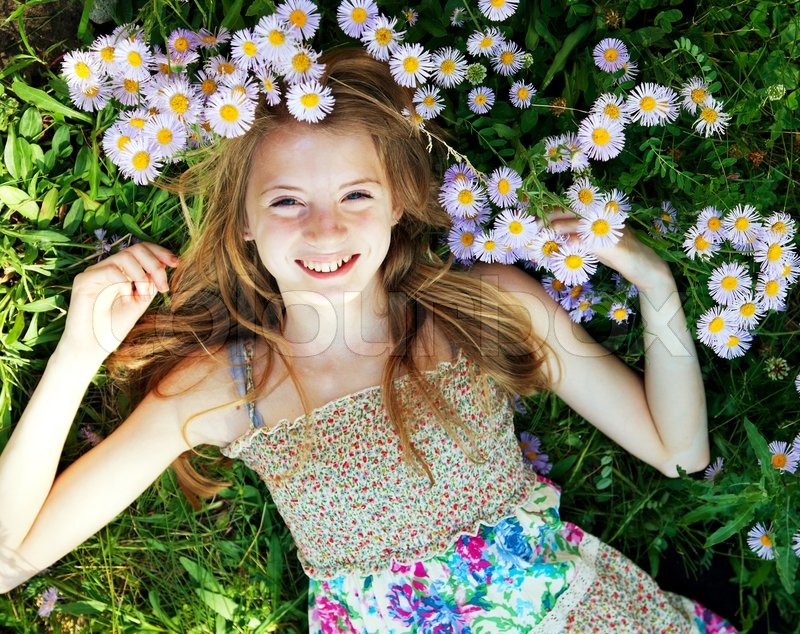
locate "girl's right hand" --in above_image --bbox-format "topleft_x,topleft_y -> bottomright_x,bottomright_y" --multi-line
59,242 -> 179,363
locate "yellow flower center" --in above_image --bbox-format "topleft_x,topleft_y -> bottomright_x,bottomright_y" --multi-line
484,240 -> 496,251
708,317 -> 724,333
301,93 -> 320,108
268,30 -> 285,46
460,232 -> 474,247
553,279 -> 566,291
170,93 -> 189,115
351,7 -> 367,23
243,41 -> 257,57
764,280 -> 779,296
491,0 -> 507,6
564,254 -> 584,270
75,61 -> 92,79
440,59 -> 456,75
592,127 -> 611,145
781,264 -> 792,278
123,78 -> 139,94
475,94 -> 487,105
201,78 -> 217,95
100,46 -> 115,62
201,34 -> 217,45
613,307 -> 628,320
129,117 -> 145,128
289,9 -> 308,27
721,276 -> 738,291
458,189 -> 474,205
497,179 -> 511,195
726,335 -> 739,347
220,104 -> 239,122
771,454 -> 787,469
508,220 -> 523,235
707,217 -> 721,231
403,57 -> 420,73
116,135 -> 130,150
603,48 -> 619,62
127,51 -> 142,67
606,201 -> 620,214
592,219 -> 610,236
156,128 -> 173,145
577,188 -> 594,204
640,96 -> 656,111
604,104 -> 620,118
759,533 -> 773,547
480,36 -> 493,49
218,62 -> 235,74
292,53 -> 312,73
735,217 -> 749,231
500,51 -> 515,66
132,151 -> 150,170
174,36 -> 189,52
740,302 -> 756,317
771,221 -> 786,234
517,87 -> 529,100
691,88 -> 707,104
570,285 -> 583,298
375,28 -> 392,45
542,241 -> 560,256
694,235 -> 710,250
767,243 -> 782,261
701,107 -> 718,123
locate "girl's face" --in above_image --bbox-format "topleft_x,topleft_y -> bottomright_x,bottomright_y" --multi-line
244,124 -> 401,309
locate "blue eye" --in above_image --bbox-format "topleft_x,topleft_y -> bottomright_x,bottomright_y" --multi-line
344,191 -> 371,201
272,198 -> 299,207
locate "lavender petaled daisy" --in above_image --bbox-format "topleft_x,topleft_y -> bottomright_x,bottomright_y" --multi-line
402,7 -> 418,25
102,123 -> 135,164
626,82 -> 679,126
696,306 -> 736,347
494,208 -> 537,248
652,200 -> 678,234
608,302 -> 632,324
680,76 -> 711,114
764,211 -> 796,240
252,65 -> 282,105
276,0 -> 321,41
37,587 -> 59,618
466,28 -> 504,57
450,7 -> 467,26
204,54 -> 238,77
479,0 -> 520,21
590,93 -> 630,124
254,14 -> 297,63
220,69 -> 261,102
564,133 -> 590,172
592,38 -> 629,72
229,28 -> 262,70
703,456 -> 724,481
549,242 -> 598,286
197,27 -> 231,49
510,80 -> 535,108
117,137 -> 163,184
157,76 -> 201,124
519,431 -> 552,474
694,97 -> 731,137
431,47 -> 467,88
112,75 -> 145,106
767,440 -> 800,473
754,236 -> 796,277
683,226 -> 720,260
68,79 -> 112,112
337,0 -> 379,38
440,179 -> 488,218
281,45 -> 326,84
442,162 -> 478,185
529,228 -> 566,268
730,295 -> 765,330
712,329 -> 753,359
447,223 -> 477,263
361,15 -> 405,61
723,204 -> 763,245
566,177 -> 600,214
89,35 -> 118,75
412,85 -> 444,119
473,229 -> 503,263
779,252 -> 800,285
389,43 -> 434,88
542,275 -> 568,302
747,523 -> 775,560
708,262 -> 752,306
578,208 -> 625,250
285,80 -> 335,123
599,189 -> 630,218
205,88 -> 257,136
143,113 -> 187,159
569,293 -> 601,323
615,60 -> 638,85
113,37 -> 153,81
696,205 -> 726,242
167,28 -> 198,57
468,86 -> 495,114
492,41 -> 524,77
755,274 -> 788,311
560,281 -> 591,310
577,113 -> 625,161
118,107 -> 151,133
543,135 -> 571,173
487,167 -> 523,208
61,50 -> 101,87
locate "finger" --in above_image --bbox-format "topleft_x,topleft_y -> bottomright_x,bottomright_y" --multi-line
133,242 -> 180,267
111,249 -> 170,293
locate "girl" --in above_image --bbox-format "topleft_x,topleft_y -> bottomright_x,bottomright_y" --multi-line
0,49 -> 735,632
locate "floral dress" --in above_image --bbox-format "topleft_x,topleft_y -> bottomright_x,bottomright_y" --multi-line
222,340 -> 737,633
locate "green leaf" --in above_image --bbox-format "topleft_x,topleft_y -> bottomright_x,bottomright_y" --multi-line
705,509 -> 756,547
196,589 -> 237,620
10,78 -> 93,123
37,187 -> 59,227
121,213 -> 149,240
19,296 -> 64,313
0,185 -> 39,220
4,126 -> 21,179
15,230 -> 69,244
179,556 -> 224,593
60,600 -> 108,616
541,21 -> 593,90
654,9 -> 683,33
744,418 -> 775,481
62,199 -> 84,235
18,107 -> 43,139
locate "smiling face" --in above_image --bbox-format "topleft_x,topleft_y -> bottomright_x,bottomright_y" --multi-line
244,123 -> 400,308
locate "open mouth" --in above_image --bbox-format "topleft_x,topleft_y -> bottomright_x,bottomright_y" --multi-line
297,254 -> 359,277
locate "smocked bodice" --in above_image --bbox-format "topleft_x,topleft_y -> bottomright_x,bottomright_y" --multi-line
222,349 -> 532,579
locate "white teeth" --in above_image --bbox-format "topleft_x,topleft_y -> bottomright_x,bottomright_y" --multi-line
302,255 -> 352,273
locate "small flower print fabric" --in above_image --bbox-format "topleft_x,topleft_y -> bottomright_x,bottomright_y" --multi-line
223,340 -> 737,633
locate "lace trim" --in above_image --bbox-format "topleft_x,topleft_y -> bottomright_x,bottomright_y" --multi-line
222,349 -> 467,459
530,532 -> 601,633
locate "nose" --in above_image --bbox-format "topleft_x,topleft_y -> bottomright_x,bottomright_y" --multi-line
301,204 -> 348,248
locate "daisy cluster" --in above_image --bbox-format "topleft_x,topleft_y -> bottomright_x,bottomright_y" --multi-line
687,205 -> 798,359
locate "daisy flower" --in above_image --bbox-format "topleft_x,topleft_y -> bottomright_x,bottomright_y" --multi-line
696,206 -> 725,242
703,456 -> 724,481
578,208 -> 625,250
694,97 -> 731,137
712,329 -> 753,359
543,136 -> 570,173
599,189 -> 630,218
118,107 -> 151,132
566,177 -> 600,214
89,34 -> 118,74
590,93 -> 631,124
431,47 -> 467,88
510,81 -> 535,108
68,80 -> 111,112
285,80 -> 335,123
577,113 -> 625,161
569,293 -> 601,323
254,15 -> 297,63
561,281 -> 592,311
487,167 -> 523,208
221,69 -> 260,102
402,7 -> 418,26
542,275 -> 568,301
281,45 -> 325,84
276,0 -> 321,41
723,204 -> 763,245
626,83 -> 679,126
593,38 -> 629,72
229,28 -> 262,70
337,0 -> 379,38
143,113 -> 187,159
755,274 -> 788,310
779,252 -> 800,285
708,262 -> 752,306
529,228 -> 566,267
564,133 -> 590,172
61,50 -> 101,87
479,0 -> 519,21
447,223 -> 477,263
492,41 -> 524,77
652,200 -> 678,234
680,76 -> 711,114
468,86 -> 495,114
113,38 -> 153,81
494,208 -> 537,248
205,88 -> 257,136
389,43 -> 433,88
439,180 -> 488,218
730,295 -> 765,330
615,61 -> 638,85
157,77 -> 202,124
167,28 -> 198,57
549,242 -> 598,286
683,226 -> 720,260
450,7 -> 467,26
696,306 -> 736,347
117,137 -> 163,184
361,15 -> 404,61
608,302 -> 633,324
205,54 -> 238,77
37,587 -> 60,618
764,211 -> 796,240
747,523 -> 775,560
194,69 -> 219,102
767,440 -> 799,473
519,432 -> 552,474
443,162 -> 478,186
754,236 -> 796,276
466,28 -> 504,58
412,85 -> 444,119
102,123 -> 135,164
197,27 -> 231,49
112,75 -> 145,107
473,229 -> 503,263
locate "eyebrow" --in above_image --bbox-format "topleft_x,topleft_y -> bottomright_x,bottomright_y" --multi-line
259,178 -> 383,197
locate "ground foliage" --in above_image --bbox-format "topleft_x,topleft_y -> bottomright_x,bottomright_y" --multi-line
0,0 -> 798,632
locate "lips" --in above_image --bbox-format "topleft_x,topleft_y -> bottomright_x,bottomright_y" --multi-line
296,254 -> 359,277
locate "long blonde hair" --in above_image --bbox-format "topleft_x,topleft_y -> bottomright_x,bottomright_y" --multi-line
109,48 -> 549,501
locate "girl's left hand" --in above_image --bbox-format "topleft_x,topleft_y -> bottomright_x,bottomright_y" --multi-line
547,208 -> 671,292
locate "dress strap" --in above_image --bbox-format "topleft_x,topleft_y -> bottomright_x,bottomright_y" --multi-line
227,339 -> 265,429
